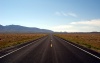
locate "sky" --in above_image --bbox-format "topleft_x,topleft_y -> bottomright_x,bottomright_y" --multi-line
0,0 -> 100,32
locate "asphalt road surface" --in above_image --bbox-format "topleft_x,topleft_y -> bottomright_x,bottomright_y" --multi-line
0,34 -> 100,63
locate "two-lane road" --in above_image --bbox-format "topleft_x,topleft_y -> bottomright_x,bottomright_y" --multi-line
0,34 -> 100,63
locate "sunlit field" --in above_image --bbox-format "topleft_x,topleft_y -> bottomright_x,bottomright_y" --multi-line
0,33 -> 46,50
55,33 -> 100,53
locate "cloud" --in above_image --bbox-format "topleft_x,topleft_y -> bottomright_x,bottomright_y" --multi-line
61,12 -> 68,16
71,19 -> 100,26
50,25 -> 79,32
51,25 -> 72,32
55,12 -> 61,16
68,13 -> 77,17
55,11 -> 78,17
50,19 -> 100,32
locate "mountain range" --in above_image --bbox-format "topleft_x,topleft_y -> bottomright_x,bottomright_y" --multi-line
0,25 -> 53,33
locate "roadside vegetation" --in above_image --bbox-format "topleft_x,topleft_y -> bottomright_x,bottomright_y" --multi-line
55,33 -> 100,53
0,33 -> 46,50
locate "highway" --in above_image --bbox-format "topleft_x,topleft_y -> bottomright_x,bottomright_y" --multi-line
0,34 -> 100,63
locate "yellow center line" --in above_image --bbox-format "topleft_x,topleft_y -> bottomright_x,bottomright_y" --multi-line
50,44 -> 52,47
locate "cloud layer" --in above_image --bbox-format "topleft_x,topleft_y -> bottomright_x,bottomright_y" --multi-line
71,19 -> 100,26
55,11 -> 77,17
50,19 -> 100,32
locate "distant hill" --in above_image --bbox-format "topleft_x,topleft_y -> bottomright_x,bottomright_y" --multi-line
0,25 -> 53,33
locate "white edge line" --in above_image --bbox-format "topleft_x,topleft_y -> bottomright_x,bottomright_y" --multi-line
63,39 -> 100,60
0,40 -> 37,59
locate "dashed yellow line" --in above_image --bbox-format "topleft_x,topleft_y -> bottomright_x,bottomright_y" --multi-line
50,44 -> 52,47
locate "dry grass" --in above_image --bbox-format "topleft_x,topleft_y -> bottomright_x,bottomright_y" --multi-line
0,33 -> 46,50
55,33 -> 100,53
